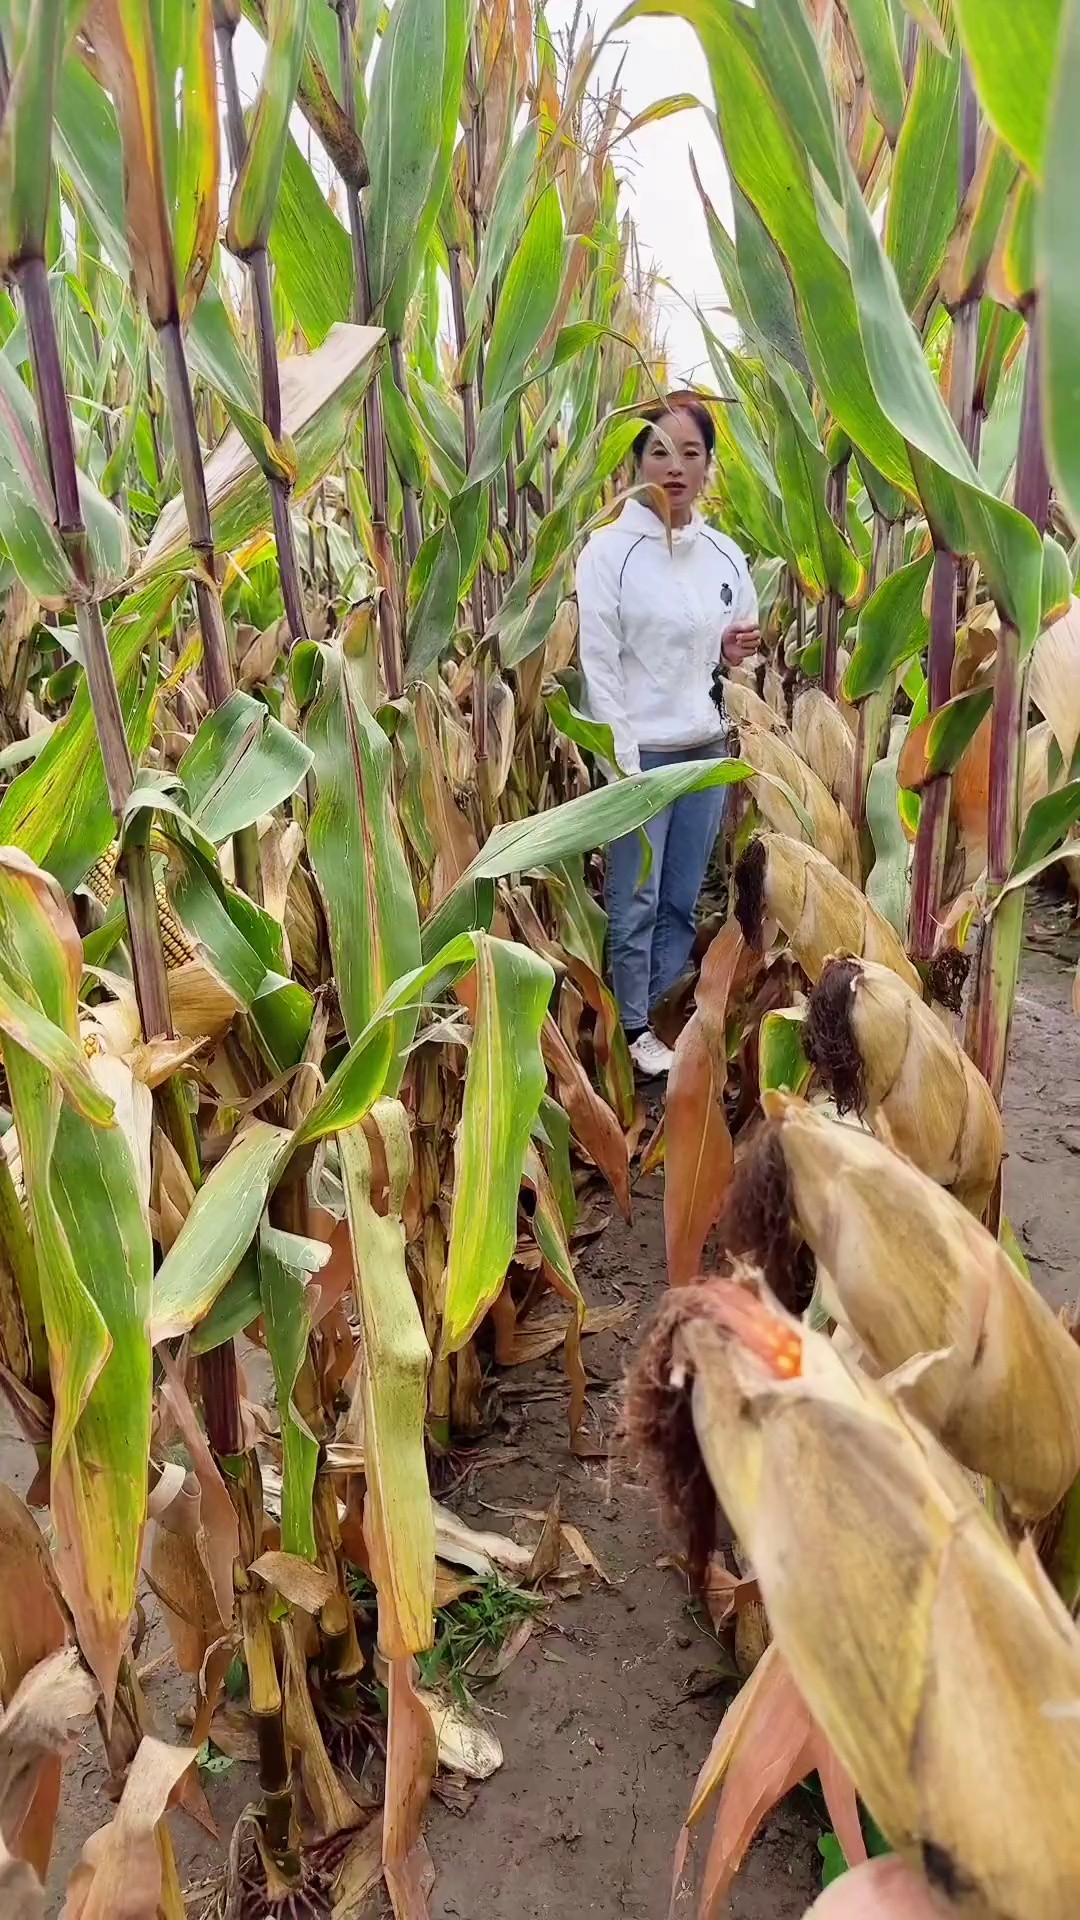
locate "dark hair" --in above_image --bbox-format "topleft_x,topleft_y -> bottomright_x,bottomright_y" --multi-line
632,395 -> 716,468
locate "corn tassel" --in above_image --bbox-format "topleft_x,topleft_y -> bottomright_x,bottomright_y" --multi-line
727,1096 -> 1080,1519
735,833 -> 922,993
629,1278 -> 1080,1920
804,957 -> 1003,1214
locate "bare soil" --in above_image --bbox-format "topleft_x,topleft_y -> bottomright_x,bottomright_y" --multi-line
6,916 -> 1077,1919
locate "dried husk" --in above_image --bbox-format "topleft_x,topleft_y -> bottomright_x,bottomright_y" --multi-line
790,689 -> 856,816
647,1282 -> 1080,1920
735,721 -> 861,883
741,833 -> 922,992
762,1096 -> 1080,1518
721,680 -> 789,737
807,958 -> 1003,1214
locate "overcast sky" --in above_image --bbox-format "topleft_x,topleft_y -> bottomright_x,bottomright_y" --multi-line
236,4 -> 732,383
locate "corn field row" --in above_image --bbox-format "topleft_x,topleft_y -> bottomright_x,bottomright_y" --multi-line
0,0 -> 1078,1917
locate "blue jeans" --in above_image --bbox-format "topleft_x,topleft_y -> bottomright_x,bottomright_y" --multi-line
605,748 -> 728,1033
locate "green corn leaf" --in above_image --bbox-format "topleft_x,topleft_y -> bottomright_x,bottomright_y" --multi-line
843,552 -> 933,700
758,1007 -> 813,1097
150,1121 -> 291,1342
865,733 -> 913,935
731,185 -> 810,380
442,935 -> 555,1354
483,184 -> 566,408
464,122 -> 542,346
543,685 -> 623,772
884,15 -> 960,320
772,396 -> 864,602
534,1095 -> 577,1237
840,0 -> 906,143
0,849 -> 115,1126
86,0 -> 220,325
1000,778 -> 1080,895
270,133 -> 354,347
445,758 -> 758,893
1041,0 -> 1080,535
188,1246 -> 263,1354
0,850 -> 151,1709
950,0 -> 1066,180
0,0 -> 66,270
521,1143 -> 587,1440
923,687 -> 994,778
364,0 -> 470,332
305,641 -> 422,1057
227,0 -> 312,260
259,1221 -> 319,1561
339,1104 -> 435,1656
943,136 -> 1019,308
838,142 -> 1045,647
164,833 -> 314,1070
292,931 -> 485,1148
0,580 -> 171,889
180,689 -> 313,843
239,0 -> 367,188
0,343 -> 131,601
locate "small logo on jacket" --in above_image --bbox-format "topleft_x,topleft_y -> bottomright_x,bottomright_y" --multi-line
721,584 -> 733,606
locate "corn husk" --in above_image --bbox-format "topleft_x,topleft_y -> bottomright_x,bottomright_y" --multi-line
791,688 -> 855,816
721,679 -> 789,736
642,1280 -> 1080,1920
807,957 -> 1003,1214
735,722 -> 861,883
761,1094 -> 1080,1518
544,597 -> 579,675
745,833 -> 922,992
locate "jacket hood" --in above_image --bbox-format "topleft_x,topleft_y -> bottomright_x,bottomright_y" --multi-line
616,496 -> 706,544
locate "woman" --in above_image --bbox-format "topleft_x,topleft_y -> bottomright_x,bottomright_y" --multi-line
576,397 -> 760,1077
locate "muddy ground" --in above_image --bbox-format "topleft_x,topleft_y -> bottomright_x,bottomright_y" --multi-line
7,919 -> 1077,1919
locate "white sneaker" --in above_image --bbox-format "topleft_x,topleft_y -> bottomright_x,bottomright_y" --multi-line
629,1029 -> 676,1078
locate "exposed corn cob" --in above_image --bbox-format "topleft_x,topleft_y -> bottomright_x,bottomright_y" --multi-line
791,688 -> 855,816
723,1095 -> 1080,1518
733,720 -> 861,883
83,842 -> 120,906
804,957 -> 1003,1214
82,841 -> 196,969
628,1277 -> 1080,1920
735,832 -> 922,993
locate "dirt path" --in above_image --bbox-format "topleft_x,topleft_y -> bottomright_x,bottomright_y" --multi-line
7,926 -> 1077,1917
423,924 -> 1080,1920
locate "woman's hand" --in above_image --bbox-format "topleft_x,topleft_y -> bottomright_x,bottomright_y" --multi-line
721,622 -> 761,668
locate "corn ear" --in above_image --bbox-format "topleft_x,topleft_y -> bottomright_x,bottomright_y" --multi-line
790,688 -> 856,816
736,832 -> 922,992
805,957 -> 1003,1213
632,1279 -> 1080,1920
722,679 -> 789,736
734,720 -> 860,882
757,1095 -> 1080,1518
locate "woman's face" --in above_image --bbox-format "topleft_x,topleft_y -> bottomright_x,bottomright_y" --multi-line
636,409 -> 710,521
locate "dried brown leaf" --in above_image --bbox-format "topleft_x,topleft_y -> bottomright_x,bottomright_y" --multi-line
60,1736 -> 194,1920
250,1551 -> 336,1615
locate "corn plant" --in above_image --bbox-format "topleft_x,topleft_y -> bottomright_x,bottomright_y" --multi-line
0,2 -> 778,1912
614,1 -> 1080,1914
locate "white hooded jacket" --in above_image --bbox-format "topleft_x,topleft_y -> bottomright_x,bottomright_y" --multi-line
575,497 -> 757,775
